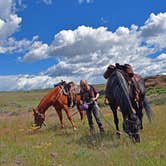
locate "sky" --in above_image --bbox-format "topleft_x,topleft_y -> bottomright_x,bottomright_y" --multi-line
0,0 -> 166,91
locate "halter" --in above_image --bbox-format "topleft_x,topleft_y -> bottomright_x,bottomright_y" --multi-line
35,112 -> 46,127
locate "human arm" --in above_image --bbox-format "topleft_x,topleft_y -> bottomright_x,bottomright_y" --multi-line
92,93 -> 99,101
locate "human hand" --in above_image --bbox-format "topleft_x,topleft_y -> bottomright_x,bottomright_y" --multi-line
80,100 -> 83,104
104,97 -> 109,105
91,97 -> 96,102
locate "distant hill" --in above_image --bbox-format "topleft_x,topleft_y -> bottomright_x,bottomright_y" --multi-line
96,75 -> 166,95
144,75 -> 166,88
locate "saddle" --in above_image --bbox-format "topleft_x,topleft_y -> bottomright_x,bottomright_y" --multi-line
124,72 -> 145,102
105,63 -> 145,101
54,80 -> 66,88
54,80 -> 70,95
62,84 -> 70,96
54,81 -> 75,108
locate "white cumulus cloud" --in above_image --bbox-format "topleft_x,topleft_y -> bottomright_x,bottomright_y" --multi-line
42,0 -> 53,5
0,75 -> 78,91
78,0 -> 94,4
22,41 -> 49,62
1,12 -> 166,91
140,13 -> 166,38
20,12 -> 166,90
0,0 -> 41,54
0,0 -> 22,40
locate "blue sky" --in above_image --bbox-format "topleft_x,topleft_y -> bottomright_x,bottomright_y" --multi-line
0,0 -> 166,90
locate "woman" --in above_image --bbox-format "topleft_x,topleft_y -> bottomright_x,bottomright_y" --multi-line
80,80 -> 104,133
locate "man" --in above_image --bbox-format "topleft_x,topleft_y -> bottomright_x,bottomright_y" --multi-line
79,80 -> 104,133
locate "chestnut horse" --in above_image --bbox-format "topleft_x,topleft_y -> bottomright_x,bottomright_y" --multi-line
33,83 -> 83,130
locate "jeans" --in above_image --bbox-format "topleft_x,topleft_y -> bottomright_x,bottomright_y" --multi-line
86,103 -> 104,131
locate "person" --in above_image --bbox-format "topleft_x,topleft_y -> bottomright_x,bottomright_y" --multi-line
79,80 -> 104,133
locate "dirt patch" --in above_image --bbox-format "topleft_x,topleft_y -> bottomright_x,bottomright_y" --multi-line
0,127 -> 12,136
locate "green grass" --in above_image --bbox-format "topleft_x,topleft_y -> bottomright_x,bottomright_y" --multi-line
0,87 -> 166,166
146,86 -> 166,96
145,86 -> 166,105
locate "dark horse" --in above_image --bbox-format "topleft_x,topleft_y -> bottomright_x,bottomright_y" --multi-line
104,68 -> 152,142
33,82 -> 83,130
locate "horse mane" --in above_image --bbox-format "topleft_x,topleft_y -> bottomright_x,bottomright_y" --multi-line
37,86 -> 62,113
106,69 -> 133,118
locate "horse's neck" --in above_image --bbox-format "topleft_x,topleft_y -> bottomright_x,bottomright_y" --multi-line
75,94 -> 81,104
37,86 -> 62,113
37,93 -> 53,114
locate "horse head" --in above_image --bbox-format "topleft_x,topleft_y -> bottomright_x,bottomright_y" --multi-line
33,108 -> 45,127
123,113 -> 141,142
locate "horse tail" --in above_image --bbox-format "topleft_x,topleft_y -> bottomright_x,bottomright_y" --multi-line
143,96 -> 152,122
115,70 -> 133,114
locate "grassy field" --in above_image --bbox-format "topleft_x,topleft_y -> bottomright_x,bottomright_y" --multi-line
0,86 -> 166,166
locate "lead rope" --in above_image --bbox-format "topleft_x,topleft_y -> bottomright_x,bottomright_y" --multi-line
94,103 -> 129,137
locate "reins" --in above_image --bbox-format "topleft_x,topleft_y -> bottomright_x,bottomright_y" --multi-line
64,110 -> 79,121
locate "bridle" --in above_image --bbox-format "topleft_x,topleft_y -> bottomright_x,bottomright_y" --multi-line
34,112 -> 46,127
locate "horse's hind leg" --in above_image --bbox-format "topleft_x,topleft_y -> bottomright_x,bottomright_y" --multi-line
63,105 -> 76,130
76,103 -> 84,120
137,102 -> 143,129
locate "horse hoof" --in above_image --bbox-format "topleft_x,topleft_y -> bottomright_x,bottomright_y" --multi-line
73,127 -> 77,131
116,131 -> 121,139
135,134 -> 140,143
61,125 -> 64,129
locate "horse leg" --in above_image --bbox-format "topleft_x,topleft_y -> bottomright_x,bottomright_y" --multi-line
110,104 -> 120,137
54,106 -> 64,128
76,103 -> 84,120
63,105 -> 76,130
133,102 -> 143,129
137,102 -> 143,129
57,109 -> 64,128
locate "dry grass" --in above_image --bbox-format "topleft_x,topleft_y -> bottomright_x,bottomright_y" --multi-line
0,89 -> 166,166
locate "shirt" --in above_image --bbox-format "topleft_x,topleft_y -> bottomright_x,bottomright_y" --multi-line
80,85 -> 98,103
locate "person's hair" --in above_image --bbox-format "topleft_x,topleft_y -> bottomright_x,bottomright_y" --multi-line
80,80 -> 89,90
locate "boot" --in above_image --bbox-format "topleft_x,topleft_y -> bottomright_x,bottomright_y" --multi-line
90,127 -> 95,134
99,127 -> 105,133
